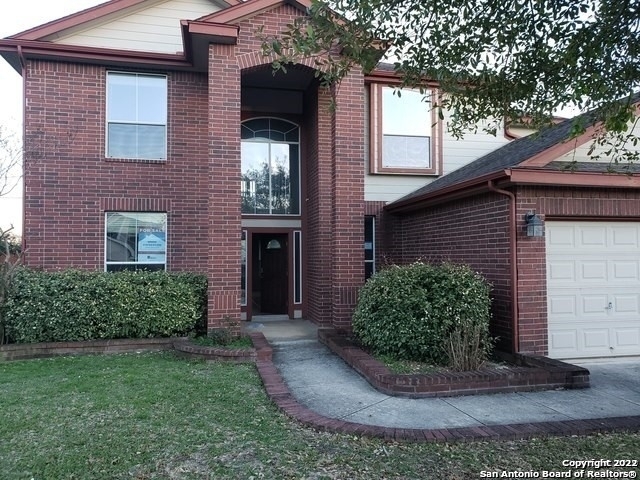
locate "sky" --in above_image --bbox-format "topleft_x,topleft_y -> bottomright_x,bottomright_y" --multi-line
0,0 -> 104,235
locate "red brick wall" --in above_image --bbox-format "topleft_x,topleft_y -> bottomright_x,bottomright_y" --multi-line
23,61 -> 210,273
391,193 -> 514,351
23,3 -> 369,331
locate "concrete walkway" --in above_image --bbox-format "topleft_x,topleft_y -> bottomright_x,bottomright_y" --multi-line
245,320 -> 640,440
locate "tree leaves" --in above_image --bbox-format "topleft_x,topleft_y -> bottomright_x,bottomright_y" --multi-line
261,0 -> 640,161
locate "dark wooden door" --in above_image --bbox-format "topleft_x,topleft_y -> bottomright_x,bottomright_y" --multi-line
260,235 -> 288,314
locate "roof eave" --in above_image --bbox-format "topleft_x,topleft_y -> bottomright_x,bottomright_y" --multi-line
384,171 -> 510,214
508,168 -> 640,188
197,0 -> 311,24
386,167 -> 640,215
0,39 -> 194,72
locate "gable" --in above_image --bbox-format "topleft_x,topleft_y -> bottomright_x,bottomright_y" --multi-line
46,0 -> 225,55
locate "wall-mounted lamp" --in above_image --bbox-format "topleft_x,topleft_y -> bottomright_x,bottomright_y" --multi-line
524,211 -> 544,237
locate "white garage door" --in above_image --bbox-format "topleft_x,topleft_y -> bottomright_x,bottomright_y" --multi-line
546,221 -> 640,359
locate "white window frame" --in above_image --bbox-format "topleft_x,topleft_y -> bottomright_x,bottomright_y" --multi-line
105,212 -> 168,272
106,71 -> 168,161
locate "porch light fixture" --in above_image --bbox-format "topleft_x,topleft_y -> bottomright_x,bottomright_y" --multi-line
524,211 -> 544,237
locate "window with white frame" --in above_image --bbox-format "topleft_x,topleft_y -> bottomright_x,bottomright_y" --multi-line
106,72 -> 167,160
105,212 -> 167,271
370,85 -> 439,174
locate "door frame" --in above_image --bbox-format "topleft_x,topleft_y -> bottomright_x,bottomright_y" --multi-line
243,227 -> 296,321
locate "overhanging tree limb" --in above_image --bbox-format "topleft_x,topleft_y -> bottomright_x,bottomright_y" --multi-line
262,0 -> 640,161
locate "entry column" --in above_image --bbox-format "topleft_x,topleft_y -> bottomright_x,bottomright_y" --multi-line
330,71 -> 365,330
207,43 -> 242,333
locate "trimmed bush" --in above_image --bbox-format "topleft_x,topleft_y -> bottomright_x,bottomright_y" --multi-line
352,262 -> 492,368
2,269 -> 207,344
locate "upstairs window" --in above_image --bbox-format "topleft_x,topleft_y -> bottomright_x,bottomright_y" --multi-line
370,85 -> 439,175
106,72 -> 167,160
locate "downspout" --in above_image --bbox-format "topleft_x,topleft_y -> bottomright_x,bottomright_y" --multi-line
17,46 -> 26,255
487,180 -> 519,354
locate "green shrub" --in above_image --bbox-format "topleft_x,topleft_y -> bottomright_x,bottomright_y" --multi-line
352,262 -> 492,368
3,269 -> 207,344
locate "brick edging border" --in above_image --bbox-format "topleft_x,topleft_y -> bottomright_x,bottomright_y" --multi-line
0,334 -> 273,363
318,329 -> 590,397
0,337 -> 178,361
251,332 -> 640,442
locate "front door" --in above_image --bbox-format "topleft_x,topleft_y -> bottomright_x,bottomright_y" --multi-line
253,233 -> 288,315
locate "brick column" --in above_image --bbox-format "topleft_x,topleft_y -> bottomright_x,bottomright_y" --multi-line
330,72 -> 365,329
207,44 -> 242,332
305,86 -> 334,325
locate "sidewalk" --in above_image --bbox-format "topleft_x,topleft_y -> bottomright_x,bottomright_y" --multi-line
246,320 -> 640,441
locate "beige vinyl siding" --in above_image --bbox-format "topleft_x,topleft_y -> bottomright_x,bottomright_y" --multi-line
365,176 -> 435,203
441,114 -> 511,175
50,0 -> 221,54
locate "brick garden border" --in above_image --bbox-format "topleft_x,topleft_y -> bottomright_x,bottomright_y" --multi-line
0,334 -> 272,363
318,329 -> 590,397
252,331 -> 640,443
0,337 -> 178,361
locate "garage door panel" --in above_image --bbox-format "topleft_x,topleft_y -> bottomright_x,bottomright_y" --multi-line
547,261 -> 575,282
613,327 -> 640,349
549,329 -> 578,355
612,294 -> 639,314
546,221 -> 640,359
547,225 -> 575,248
548,295 -> 576,317
611,226 -> 639,248
612,261 -> 640,282
583,328 -> 609,348
578,226 -> 607,248
582,295 -> 609,315
580,261 -> 608,281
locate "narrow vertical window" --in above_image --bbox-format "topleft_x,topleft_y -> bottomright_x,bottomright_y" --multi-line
294,231 -> 302,304
241,230 -> 247,306
364,216 -> 375,280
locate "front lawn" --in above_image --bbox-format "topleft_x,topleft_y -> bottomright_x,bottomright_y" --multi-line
1,353 -> 638,479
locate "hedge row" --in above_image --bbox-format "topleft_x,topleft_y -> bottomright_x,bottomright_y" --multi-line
2,269 -> 207,344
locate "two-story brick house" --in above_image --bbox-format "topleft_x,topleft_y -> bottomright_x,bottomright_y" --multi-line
2,0 -> 639,360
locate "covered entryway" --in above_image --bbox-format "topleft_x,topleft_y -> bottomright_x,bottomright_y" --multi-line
546,221 -> 640,358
